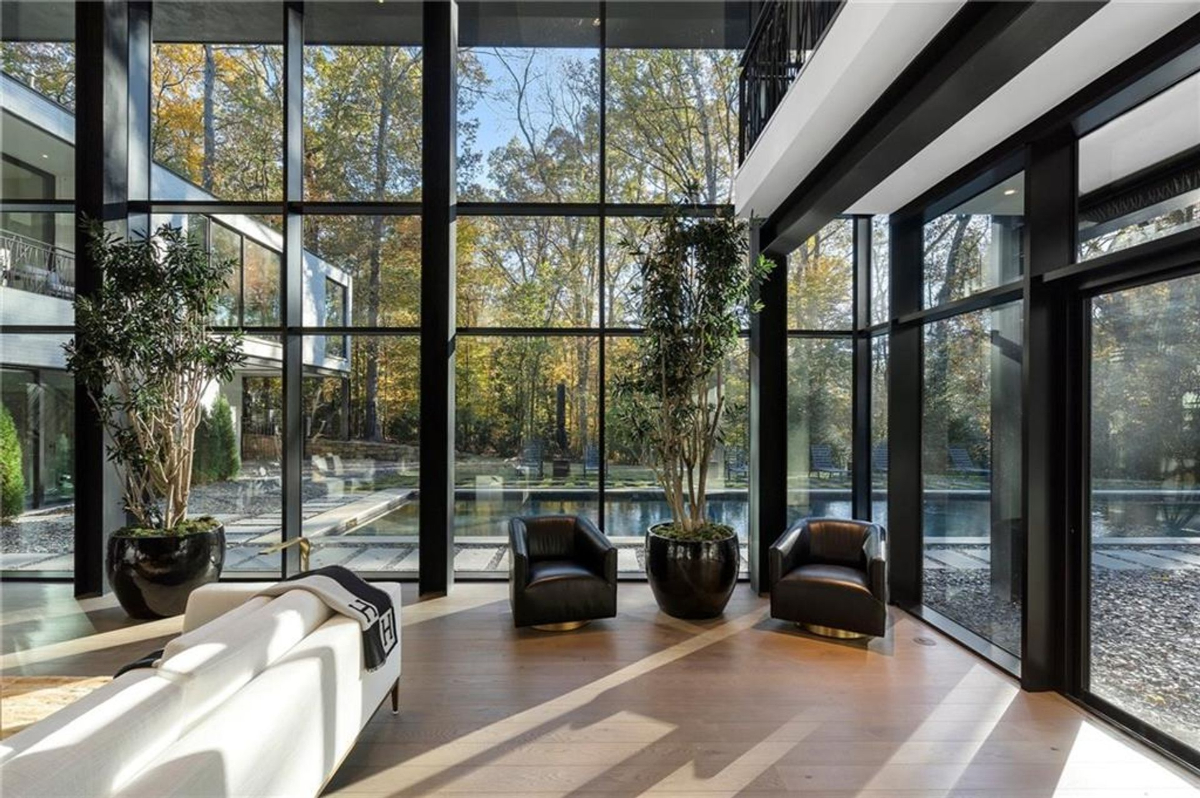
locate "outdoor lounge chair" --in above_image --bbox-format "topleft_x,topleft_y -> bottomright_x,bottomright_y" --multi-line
947,445 -> 989,476
810,444 -> 849,479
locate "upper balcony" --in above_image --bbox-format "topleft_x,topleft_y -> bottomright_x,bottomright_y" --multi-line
738,0 -> 843,164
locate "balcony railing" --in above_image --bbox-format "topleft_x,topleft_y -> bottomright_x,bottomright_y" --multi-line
0,229 -> 76,299
738,0 -> 844,163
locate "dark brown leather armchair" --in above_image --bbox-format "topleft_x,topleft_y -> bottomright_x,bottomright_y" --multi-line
509,515 -> 617,630
769,517 -> 887,638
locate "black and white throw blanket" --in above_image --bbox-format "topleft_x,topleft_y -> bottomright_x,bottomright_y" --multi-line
256,565 -> 398,671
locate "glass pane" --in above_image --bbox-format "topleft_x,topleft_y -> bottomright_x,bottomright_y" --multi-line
184,338 -> 282,576
923,172 -> 1024,308
455,336 -> 598,573
0,1 -> 75,201
1089,273 -> 1200,751
871,335 -> 888,527
605,49 -> 738,204
151,3 -> 284,201
922,301 -> 1023,655
242,218 -> 283,327
457,216 -> 599,328
302,336 -> 420,573
786,337 -> 853,520
303,216 -> 421,327
1079,73 -> 1200,261
870,214 -> 889,325
788,218 -> 853,331
1,333 -> 74,575
457,45 -> 599,202
603,216 -> 647,328
303,38 -> 422,201
0,214 -> 75,321
605,336 -> 748,574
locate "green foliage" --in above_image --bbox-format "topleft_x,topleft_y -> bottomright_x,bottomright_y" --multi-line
210,396 -> 239,481
0,406 -> 25,521
652,522 -> 734,542
64,220 -> 246,532
613,208 -> 773,536
114,516 -> 221,538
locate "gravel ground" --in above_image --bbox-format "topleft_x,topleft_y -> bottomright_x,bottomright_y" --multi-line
924,548 -> 1200,751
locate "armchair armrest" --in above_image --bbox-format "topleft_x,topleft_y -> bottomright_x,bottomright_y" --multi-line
574,515 -> 617,584
769,519 -> 810,589
862,524 -> 887,603
509,518 -> 531,588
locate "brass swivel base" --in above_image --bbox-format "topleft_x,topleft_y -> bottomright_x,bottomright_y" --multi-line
532,620 -> 590,632
800,622 -> 868,640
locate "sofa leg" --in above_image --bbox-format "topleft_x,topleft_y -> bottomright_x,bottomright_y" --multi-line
390,679 -> 400,715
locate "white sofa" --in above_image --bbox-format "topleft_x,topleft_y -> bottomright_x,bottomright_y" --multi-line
0,581 -> 401,798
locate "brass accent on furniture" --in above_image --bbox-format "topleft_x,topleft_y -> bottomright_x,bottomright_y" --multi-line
800,622 -> 867,640
532,620 -> 590,632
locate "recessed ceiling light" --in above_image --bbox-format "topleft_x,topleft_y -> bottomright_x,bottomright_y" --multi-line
1003,188 -> 1017,196
41,153 -> 50,159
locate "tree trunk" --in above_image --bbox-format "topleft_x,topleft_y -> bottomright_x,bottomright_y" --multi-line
363,48 -> 398,442
202,45 -> 216,191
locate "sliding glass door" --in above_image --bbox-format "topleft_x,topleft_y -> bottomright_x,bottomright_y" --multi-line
1086,270 -> 1200,755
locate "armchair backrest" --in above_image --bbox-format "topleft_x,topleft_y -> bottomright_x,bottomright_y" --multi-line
519,515 -> 578,560
806,518 -> 872,569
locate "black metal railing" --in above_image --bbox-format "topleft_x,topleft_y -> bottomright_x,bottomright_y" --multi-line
0,229 -> 76,299
739,0 -> 844,163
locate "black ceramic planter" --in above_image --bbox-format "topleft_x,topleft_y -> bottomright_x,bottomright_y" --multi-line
645,524 -> 739,619
106,525 -> 225,619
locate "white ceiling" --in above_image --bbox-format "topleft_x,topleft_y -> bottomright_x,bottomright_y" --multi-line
846,1 -> 1200,215
733,0 -> 964,219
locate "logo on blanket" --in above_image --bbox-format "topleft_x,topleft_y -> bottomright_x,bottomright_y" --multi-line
349,597 -> 380,624
378,607 -> 397,651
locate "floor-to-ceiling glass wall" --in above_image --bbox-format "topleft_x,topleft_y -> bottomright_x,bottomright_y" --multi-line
1078,72 -> 1200,758
919,172 -> 1025,657
0,1 -> 76,576
452,2 -> 746,575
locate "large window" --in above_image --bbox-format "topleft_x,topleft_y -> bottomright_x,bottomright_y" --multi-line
1088,272 -> 1200,753
451,3 -> 746,575
786,219 -> 854,522
1,2 -> 76,576
922,301 -> 1023,655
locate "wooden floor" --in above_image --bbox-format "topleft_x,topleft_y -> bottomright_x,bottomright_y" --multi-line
2,582 -> 1198,796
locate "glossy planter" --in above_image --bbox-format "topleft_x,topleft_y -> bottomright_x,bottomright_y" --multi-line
106,526 -> 225,619
645,524 -> 739,619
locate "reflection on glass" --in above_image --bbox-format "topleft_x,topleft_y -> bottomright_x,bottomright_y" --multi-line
1,334 -> 75,574
454,336 -> 598,564
243,237 -> 281,327
301,336 -> 420,572
604,337 -> 748,572
605,49 -> 738,204
786,337 -> 852,521
1089,273 -> 1200,751
871,335 -> 888,527
457,216 -> 599,328
457,46 -> 600,202
923,172 -> 1024,308
1078,74 -> 1200,261
788,219 -> 853,331
922,301 -> 1023,655
871,214 -> 889,325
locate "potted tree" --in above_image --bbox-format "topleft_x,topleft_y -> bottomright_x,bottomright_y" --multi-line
614,207 -> 774,618
66,220 -> 245,619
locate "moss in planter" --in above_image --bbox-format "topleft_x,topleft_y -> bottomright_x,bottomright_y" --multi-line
652,522 -> 735,542
114,516 -> 221,538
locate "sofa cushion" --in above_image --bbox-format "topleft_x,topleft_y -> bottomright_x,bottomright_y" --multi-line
115,583 -> 402,798
158,589 -> 333,733
0,671 -> 188,798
